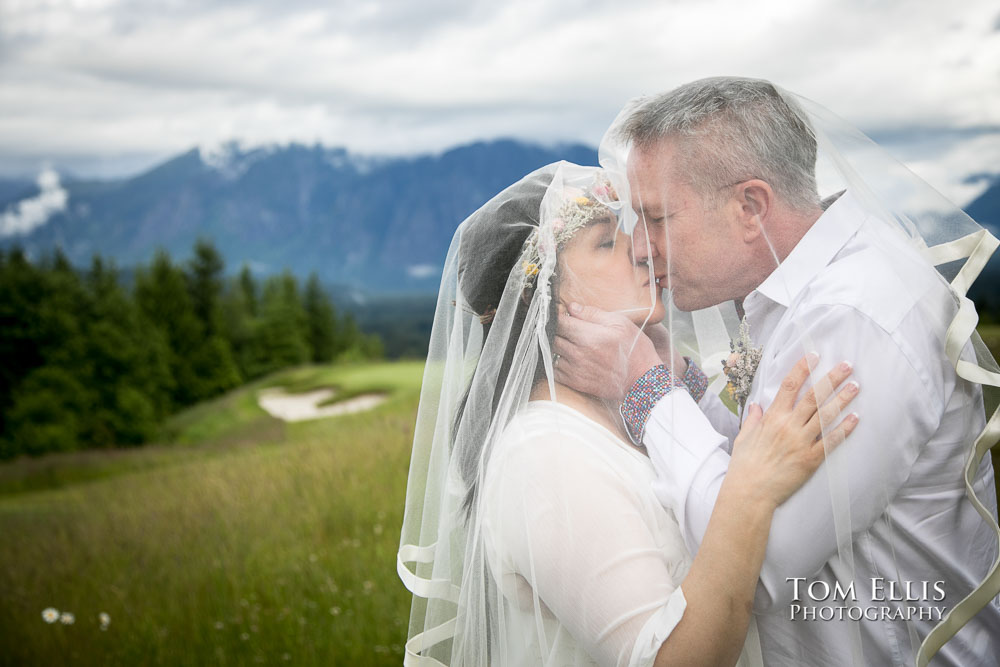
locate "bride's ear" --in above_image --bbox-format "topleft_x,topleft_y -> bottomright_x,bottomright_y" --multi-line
736,179 -> 773,243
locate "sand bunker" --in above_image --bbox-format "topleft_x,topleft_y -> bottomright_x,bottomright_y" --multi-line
256,387 -> 387,422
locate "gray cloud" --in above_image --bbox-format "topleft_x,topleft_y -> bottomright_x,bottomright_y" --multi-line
0,0 -> 998,204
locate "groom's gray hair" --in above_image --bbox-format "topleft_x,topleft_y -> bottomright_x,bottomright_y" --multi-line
619,77 -> 820,213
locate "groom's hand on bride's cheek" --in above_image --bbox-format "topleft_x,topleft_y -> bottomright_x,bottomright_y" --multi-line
642,323 -> 688,375
553,302 -> 663,402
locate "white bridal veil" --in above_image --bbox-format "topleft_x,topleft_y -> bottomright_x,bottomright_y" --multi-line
398,78 -> 1000,666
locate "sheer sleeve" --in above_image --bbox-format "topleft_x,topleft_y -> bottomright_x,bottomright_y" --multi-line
482,406 -> 690,667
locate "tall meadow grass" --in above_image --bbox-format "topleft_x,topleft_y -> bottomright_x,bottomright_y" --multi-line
0,361 -> 424,666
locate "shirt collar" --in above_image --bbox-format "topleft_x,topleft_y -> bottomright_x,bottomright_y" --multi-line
750,190 -> 867,308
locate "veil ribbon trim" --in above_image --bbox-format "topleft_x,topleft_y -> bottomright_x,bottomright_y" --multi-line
398,542 -> 458,666
917,228 -> 1000,666
395,233 -> 1000,667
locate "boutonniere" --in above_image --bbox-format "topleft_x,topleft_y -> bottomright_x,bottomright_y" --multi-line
721,317 -> 763,420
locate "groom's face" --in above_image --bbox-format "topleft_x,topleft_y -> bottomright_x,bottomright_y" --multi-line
628,140 -> 744,312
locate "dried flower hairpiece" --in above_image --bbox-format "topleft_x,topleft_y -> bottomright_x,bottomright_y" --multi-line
521,175 -> 618,288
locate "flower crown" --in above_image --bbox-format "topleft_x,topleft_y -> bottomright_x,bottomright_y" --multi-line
521,176 -> 618,287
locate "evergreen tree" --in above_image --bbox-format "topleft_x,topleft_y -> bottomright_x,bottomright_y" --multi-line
183,238 -> 242,396
82,255 -> 173,444
0,246 -> 47,439
256,271 -> 309,373
303,272 -> 338,363
0,249 -> 93,456
134,249 -> 206,407
221,266 -> 268,380
2,366 -> 87,457
0,240 -> 386,458
238,264 -> 259,318
186,237 -> 225,338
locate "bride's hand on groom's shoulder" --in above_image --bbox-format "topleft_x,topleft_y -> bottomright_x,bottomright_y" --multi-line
729,355 -> 861,509
553,302 -> 663,401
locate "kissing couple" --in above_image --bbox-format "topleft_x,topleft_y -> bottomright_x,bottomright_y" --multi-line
398,77 -> 1000,666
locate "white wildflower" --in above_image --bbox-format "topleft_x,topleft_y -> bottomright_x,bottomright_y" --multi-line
42,608 -> 59,623
99,612 -> 111,630
59,612 -> 75,625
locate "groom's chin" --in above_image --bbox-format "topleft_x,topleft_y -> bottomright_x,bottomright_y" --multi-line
667,289 -> 698,313
670,291 -> 721,313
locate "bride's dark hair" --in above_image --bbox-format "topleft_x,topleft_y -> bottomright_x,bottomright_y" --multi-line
451,165 -> 560,518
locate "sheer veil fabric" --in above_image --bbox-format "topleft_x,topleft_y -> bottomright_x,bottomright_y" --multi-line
398,78 -> 1000,666
397,161 -> 747,666
777,87 -> 1000,666
597,79 -> 1000,665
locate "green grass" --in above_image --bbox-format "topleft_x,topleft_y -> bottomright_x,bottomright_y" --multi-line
0,360 -> 426,666
2,342 -> 1000,666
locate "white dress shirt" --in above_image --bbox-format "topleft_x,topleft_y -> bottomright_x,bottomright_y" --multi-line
642,191 -> 1000,666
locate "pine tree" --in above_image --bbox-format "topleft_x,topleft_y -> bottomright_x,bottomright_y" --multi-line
134,249 -> 206,407
0,249 -> 93,456
303,272 -> 338,363
82,254 -> 173,444
0,246 -> 47,441
186,237 -> 225,338
238,264 -> 259,318
182,238 -> 242,397
257,271 -> 309,373
221,266 -> 267,380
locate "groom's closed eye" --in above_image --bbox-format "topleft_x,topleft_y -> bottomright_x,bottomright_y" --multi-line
637,212 -> 665,228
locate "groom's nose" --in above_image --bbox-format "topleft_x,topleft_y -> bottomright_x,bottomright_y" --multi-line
631,221 -> 658,265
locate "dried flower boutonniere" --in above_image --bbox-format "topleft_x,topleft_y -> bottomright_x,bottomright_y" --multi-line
721,317 -> 763,420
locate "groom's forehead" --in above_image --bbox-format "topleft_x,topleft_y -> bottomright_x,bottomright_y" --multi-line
629,141 -> 682,188
627,148 -> 682,212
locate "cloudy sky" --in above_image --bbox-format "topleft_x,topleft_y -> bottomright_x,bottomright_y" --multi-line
1,0 -> 998,203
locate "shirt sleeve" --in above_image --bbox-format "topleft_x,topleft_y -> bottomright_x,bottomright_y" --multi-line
620,364 -> 688,444
640,387 -> 734,556
697,390 -> 740,454
642,303 -> 944,610
483,419 -> 690,667
620,360 -> 710,445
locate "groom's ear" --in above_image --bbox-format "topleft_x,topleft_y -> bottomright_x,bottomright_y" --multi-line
734,179 -> 773,243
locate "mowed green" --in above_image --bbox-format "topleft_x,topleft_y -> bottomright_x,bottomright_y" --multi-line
0,360 -> 425,666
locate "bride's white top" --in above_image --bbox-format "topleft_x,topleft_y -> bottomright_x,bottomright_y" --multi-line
482,399 -> 760,667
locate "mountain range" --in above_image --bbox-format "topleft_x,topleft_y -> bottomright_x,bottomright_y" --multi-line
0,140 -> 598,293
1,140 -> 998,305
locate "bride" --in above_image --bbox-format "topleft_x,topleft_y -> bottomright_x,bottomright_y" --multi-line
398,161 -> 859,666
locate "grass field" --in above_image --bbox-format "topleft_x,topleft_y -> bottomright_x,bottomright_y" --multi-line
0,360 -> 425,666
2,334 -> 1000,666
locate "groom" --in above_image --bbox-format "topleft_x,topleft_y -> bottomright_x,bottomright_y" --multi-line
555,77 -> 1000,666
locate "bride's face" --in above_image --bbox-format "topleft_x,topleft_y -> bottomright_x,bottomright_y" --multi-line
557,215 -> 666,327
